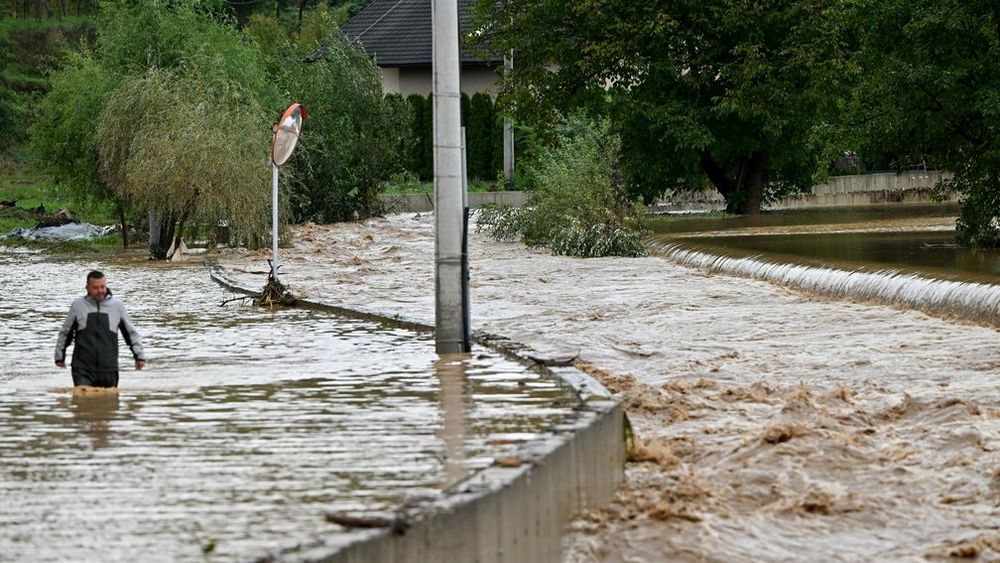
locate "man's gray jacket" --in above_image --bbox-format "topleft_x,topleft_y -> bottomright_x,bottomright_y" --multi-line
55,290 -> 146,374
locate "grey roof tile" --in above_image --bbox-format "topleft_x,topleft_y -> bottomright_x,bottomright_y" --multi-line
321,0 -> 498,68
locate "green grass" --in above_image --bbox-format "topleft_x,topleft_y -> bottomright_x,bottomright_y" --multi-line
382,173 -> 501,195
0,166 -> 120,249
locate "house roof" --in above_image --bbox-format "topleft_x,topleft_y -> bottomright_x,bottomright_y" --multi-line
318,0 -> 499,68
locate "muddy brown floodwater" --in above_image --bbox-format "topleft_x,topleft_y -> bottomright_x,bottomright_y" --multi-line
0,249 -> 579,562
216,212 -> 999,561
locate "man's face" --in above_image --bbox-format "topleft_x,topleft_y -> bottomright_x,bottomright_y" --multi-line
86,277 -> 108,301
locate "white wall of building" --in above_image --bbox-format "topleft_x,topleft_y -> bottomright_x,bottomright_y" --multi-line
380,67 -> 400,94
380,67 -> 499,97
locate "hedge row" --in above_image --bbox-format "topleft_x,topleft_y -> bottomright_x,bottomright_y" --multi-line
405,92 -> 503,182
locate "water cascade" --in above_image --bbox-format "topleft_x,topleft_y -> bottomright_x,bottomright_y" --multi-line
649,241 -> 1000,327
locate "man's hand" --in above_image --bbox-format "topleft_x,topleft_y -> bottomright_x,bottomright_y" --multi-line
55,360 -> 65,369
135,360 -> 145,370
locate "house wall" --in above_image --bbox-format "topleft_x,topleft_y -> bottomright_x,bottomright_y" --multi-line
380,67 -> 400,93
381,67 -> 499,97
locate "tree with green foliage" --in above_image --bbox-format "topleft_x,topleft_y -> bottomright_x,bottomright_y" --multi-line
97,68 -> 271,254
227,0 -> 366,29
0,35 -> 24,153
478,114 -> 646,257
262,29 -> 410,222
467,92 -> 495,180
405,93 -> 429,179
31,0 -> 277,251
472,0 -> 847,214
30,50 -> 121,229
845,0 -> 1000,246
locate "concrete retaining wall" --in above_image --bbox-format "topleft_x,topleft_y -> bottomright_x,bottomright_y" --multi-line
382,173 -> 954,214
380,191 -> 528,214
653,171 -> 957,212
208,267 -> 624,563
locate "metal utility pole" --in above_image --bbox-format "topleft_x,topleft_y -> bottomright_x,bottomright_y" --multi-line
503,51 -> 514,187
432,0 -> 470,354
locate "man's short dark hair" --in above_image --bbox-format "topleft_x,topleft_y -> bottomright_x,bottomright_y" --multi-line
87,270 -> 105,282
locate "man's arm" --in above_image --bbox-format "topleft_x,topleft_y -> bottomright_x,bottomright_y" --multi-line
54,306 -> 77,368
118,306 -> 146,370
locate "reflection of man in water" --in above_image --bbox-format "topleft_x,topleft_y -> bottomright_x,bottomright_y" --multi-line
70,388 -> 120,449
54,270 -> 146,387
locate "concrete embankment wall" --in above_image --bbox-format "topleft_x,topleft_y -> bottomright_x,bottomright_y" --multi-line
380,173 -> 955,214
208,268 -> 625,563
380,191 -> 527,214
779,171 -> 957,209
654,171 -> 957,212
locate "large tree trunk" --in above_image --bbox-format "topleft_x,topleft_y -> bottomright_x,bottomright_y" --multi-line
741,150 -> 771,216
700,150 -> 737,206
168,193 -> 198,259
700,149 -> 771,215
154,212 -> 176,259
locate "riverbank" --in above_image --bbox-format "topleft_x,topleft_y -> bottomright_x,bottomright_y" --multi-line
216,213 -> 999,561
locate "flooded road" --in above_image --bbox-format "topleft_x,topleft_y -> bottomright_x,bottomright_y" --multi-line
0,249 -> 577,561
211,213 -> 999,561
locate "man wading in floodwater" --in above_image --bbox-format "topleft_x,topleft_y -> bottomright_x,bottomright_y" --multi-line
55,270 -> 146,387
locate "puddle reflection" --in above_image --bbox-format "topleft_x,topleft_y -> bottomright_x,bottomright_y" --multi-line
435,354 -> 471,487
68,387 -> 120,450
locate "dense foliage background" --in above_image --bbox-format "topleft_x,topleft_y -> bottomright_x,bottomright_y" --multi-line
4,0 -> 1000,252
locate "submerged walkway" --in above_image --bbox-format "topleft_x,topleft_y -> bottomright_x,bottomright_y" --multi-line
218,213 -> 999,561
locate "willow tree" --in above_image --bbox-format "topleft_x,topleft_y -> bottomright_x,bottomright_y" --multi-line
97,69 -> 272,255
31,0 -> 278,253
472,0 -> 849,214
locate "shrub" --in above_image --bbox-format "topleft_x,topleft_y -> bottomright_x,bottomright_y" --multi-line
281,31 -> 410,222
476,114 -> 646,257
406,94 -> 430,179
467,92 -> 496,180
477,203 -> 529,242
954,172 -> 1000,247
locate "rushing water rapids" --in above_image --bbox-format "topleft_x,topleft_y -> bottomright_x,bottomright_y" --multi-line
212,213 -> 999,561
0,250 -> 578,561
649,205 -> 1000,327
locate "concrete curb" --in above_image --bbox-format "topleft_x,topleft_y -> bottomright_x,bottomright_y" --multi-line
207,265 -> 624,563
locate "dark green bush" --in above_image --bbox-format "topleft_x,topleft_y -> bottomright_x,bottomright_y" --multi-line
278,31 -> 410,223
406,94 -> 429,179
402,92 -> 502,182
955,173 -> 1000,247
467,92 -> 495,180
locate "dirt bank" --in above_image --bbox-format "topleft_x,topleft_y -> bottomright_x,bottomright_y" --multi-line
217,213 -> 999,562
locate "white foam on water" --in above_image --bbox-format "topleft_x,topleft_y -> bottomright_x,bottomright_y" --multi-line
651,241 -> 1000,327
